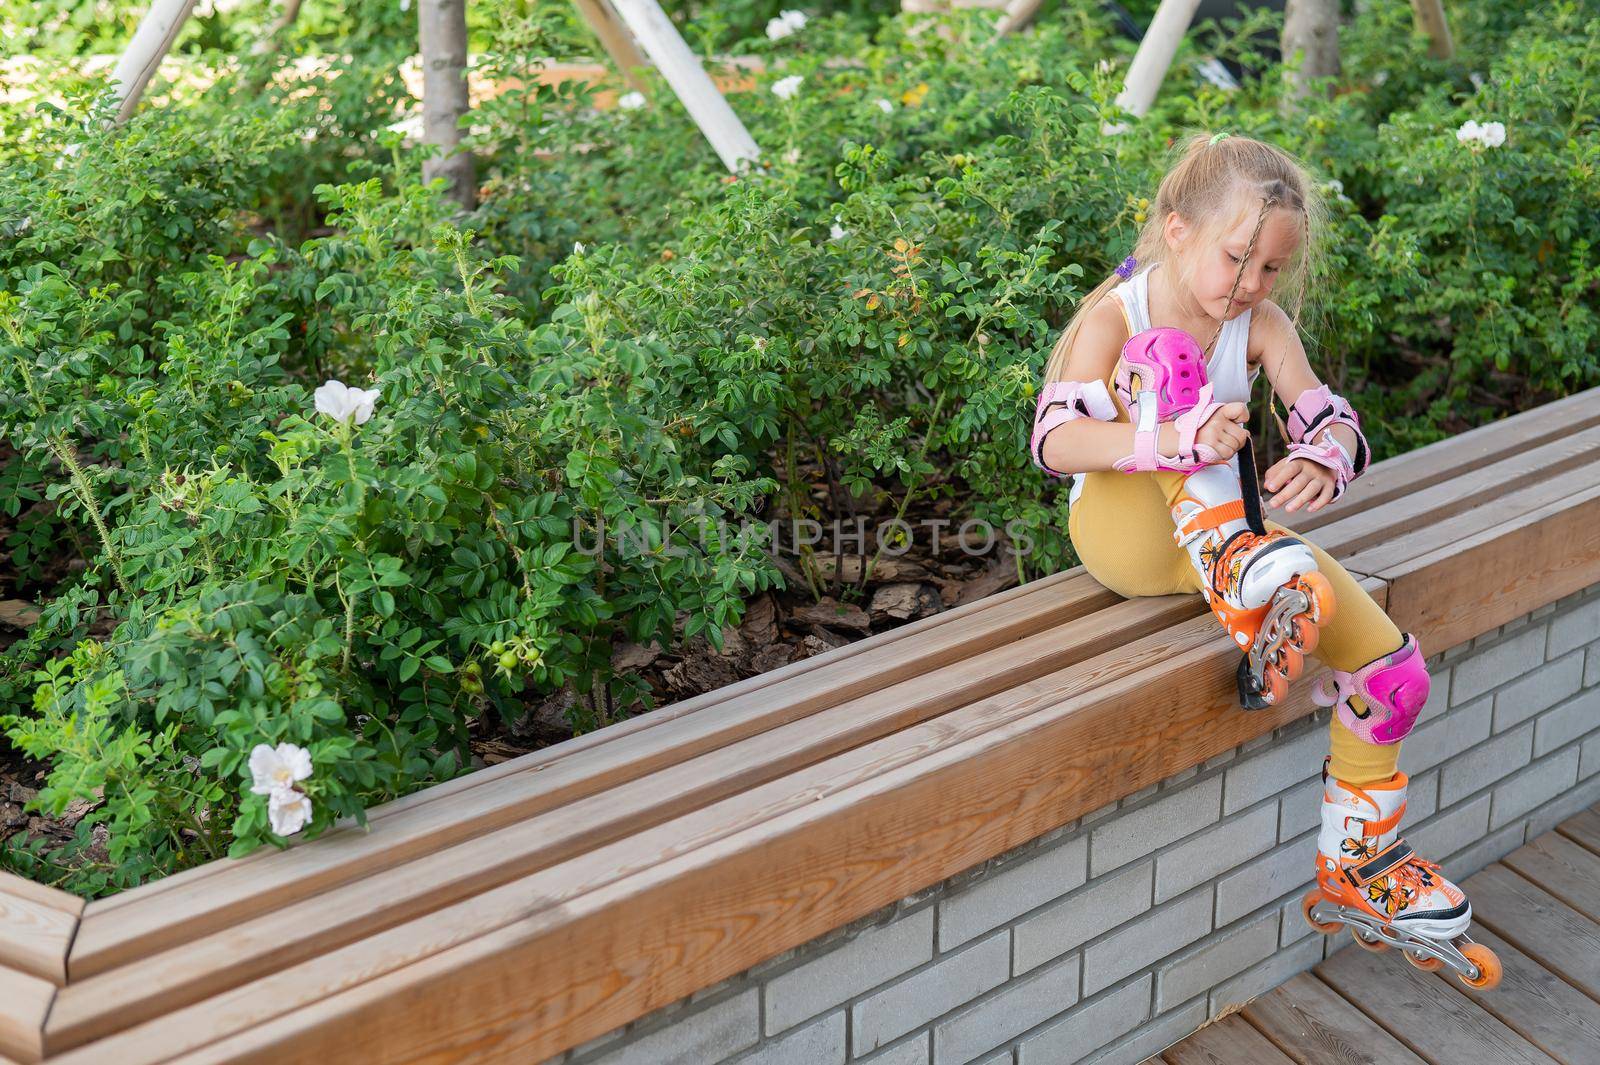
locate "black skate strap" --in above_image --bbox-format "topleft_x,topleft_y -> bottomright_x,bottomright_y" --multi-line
1347,838 -> 1414,887
1237,437 -> 1268,537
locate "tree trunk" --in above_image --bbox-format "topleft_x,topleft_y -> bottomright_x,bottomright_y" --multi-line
418,0 -> 476,211
251,0 -> 305,56
1409,0 -> 1455,60
109,0 -> 197,123
1281,0 -> 1340,108
1114,0 -> 1202,119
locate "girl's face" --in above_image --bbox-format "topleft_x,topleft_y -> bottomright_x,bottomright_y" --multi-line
1167,205 -> 1302,322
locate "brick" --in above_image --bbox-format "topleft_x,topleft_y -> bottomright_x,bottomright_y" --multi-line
972,1051 -> 1012,1065
1534,687 -> 1600,758
1082,890 -> 1212,996
1439,723 -> 1534,806
1492,652 -> 1585,731
1451,626 -> 1547,704
939,837 -> 1087,951
1015,974 -> 1151,1065
1585,733 -> 1600,779
1405,770 -> 1440,825
1489,747 -> 1581,830
1154,804 -> 1277,905
1214,839 -> 1314,927
855,1035 -> 929,1065
1222,728 -> 1328,816
851,931 -> 1010,1055
1441,822 -> 1525,883
765,908 -> 934,1035
732,1012 -> 845,1065
1280,893 -> 1315,947
1091,777 -> 1222,877
1549,596 -> 1600,659
1208,934 -> 1324,1018
1523,772 -> 1600,842
1075,999 -> 1207,1065
587,988 -> 759,1065
1014,862 -> 1152,975
1399,694 -> 1491,775
1278,777 -> 1323,842
930,952 -> 1078,1065
1587,646 -> 1600,688
1155,909 -> 1279,1011
1409,794 -> 1491,865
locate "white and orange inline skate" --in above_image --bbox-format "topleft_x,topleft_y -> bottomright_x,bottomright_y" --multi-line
1113,327 -> 1335,709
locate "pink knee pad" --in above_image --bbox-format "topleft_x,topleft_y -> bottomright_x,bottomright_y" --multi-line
1312,632 -> 1431,745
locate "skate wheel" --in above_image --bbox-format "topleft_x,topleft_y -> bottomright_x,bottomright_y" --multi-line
1288,615 -> 1319,656
1278,645 -> 1304,682
1301,571 -> 1336,625
1457,943 -> 1502,991
1351,927 -> 1390,953
1301,890 -> 1341,935
1405,951 -> 1444,972
1263,668 -> 1289,707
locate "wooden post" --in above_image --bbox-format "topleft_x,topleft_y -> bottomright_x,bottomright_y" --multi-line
419,0 -> 477,211
604,0 -> 760,172
1114,0 -> 1201,119
992,0 -> 1047,39
1281,0 -> 1340,106
108,0 -> 197,123
569,0 -> 653,95
1409,0 -> 1455,60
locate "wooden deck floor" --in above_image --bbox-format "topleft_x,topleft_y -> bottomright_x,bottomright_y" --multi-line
1152,806 -> 1600,1065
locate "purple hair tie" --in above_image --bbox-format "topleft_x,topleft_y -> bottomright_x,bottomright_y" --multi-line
1114,255 -> 1138,280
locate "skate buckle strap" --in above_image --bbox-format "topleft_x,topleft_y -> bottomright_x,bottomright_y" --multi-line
1175,499 -> 1246,541
1344,837 -> 1415,889
1343,801 -> 1406,837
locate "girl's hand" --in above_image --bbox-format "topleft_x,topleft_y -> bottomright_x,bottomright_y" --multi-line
1263,457 -> 1336,513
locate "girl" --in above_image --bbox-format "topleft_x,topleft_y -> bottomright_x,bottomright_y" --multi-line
1028,132 -> 1498,988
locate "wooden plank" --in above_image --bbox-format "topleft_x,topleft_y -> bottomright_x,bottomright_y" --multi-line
1500,832 -> 1600,922
84,564 -> 1109,918
0,965 -> 53,1063
1466,863 -> 1600,998
1290,389 -> 1600,537
1376,480 -> 1600,651
1555,808 -> 1600,856
1448,924 -> 1600,1065
1241,971 -> 1426,1065
1317,941 -> 1558,1064
1311,422 -> 1600,564
74,569 -> 1149,967
1163,1014 -> 1296,1065
51,599 -> 1256,1048
45,616 -> 1332,1063
0,877 -> 79,986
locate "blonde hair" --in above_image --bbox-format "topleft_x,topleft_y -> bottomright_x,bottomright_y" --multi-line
1041,132 -> 1330,387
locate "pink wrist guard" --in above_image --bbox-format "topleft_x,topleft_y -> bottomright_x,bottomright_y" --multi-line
1312,632 -> 1431,745
1112,327 -> 1226,473
1031,377 -> 1118,478
1285,384 -> 1369,501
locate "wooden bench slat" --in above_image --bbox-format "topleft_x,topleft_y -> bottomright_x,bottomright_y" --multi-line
83,565 -> 1103,918
1375,480 -> 1600,650
1239,971 -> 1425,1065
54,596 -> 1231,1043
71,571 -> 1147,972
1317,940 -> 1558,1064
1466,863 -> 1600,999
46,612 -> 1331,1061
1444,923 -> 1600,1064
0,876 -> 79,987
0,966 -> 53,1064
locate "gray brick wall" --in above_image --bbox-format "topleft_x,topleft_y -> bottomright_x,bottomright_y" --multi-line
555,583 -> 1600,1065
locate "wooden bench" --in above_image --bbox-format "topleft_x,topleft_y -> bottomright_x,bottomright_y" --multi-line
3,386 -> 1600,1064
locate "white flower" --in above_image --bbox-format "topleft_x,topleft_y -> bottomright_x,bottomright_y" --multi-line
1455,119 -> 1483,145
1478,121 -> 1505,147
782,10 -> 808,30
830,216 -> 848,240
1096,58 -> 1113,74
766,16 -> 795,40
574,240 -> 586,255
874,97 -> 893,114
267,785 -> 313,836
772,75 -> 804,100
313,379 -> 381,426
249,742 -> 313,796
782,147 -> 802,164
399,0 -> 410,10
617,91 -> 646,110
1372,70 -> 1389,86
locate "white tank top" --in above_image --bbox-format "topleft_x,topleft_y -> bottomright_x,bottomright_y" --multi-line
1067,260 -> 1260,506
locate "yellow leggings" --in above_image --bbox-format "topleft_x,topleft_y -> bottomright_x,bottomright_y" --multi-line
1067,466 -> 1404,786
